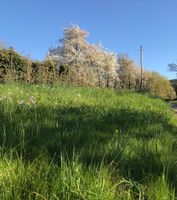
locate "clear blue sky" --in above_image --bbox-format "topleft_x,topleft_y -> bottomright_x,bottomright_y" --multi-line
1,0 -> 177,79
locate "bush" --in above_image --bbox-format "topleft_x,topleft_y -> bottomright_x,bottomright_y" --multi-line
0,47 -> 28,81
147,72 -> 176,99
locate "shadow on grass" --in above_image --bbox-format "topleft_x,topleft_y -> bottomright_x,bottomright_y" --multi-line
1,104 -> 177,187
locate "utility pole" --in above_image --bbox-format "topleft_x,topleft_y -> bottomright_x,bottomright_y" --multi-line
140,45 -> 143,90
10,49 -> 13,71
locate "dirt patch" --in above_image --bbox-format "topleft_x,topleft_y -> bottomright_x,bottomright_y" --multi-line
168,102 -> 177,114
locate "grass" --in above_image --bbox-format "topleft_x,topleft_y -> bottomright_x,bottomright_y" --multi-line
0,82 -> 177,199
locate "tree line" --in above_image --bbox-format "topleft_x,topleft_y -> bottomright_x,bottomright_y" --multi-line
0,25 -> 175,99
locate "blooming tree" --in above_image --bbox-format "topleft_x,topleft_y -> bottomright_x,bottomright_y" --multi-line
48,25 -> 118,87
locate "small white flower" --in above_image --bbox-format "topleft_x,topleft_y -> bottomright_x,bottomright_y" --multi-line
17,100 -> 25,105
29,96 -> 36,105
77,93 -> 81,98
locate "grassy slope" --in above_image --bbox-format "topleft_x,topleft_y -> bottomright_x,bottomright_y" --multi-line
0,82 -> 177,199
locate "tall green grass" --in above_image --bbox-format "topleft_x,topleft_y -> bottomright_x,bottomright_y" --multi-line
0,82 -> 177,199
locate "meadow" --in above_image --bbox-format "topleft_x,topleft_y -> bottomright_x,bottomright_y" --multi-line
0,82 -> 177,199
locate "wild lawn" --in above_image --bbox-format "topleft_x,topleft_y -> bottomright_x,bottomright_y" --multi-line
0,82 -> 177,199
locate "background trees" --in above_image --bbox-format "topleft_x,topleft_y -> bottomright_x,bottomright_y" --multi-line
0,25 -> 175,99
168,63 -> 177,95
117,54 -> 140,90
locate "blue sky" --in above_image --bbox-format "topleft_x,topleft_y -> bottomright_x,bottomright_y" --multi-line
1,0 -> 177,79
